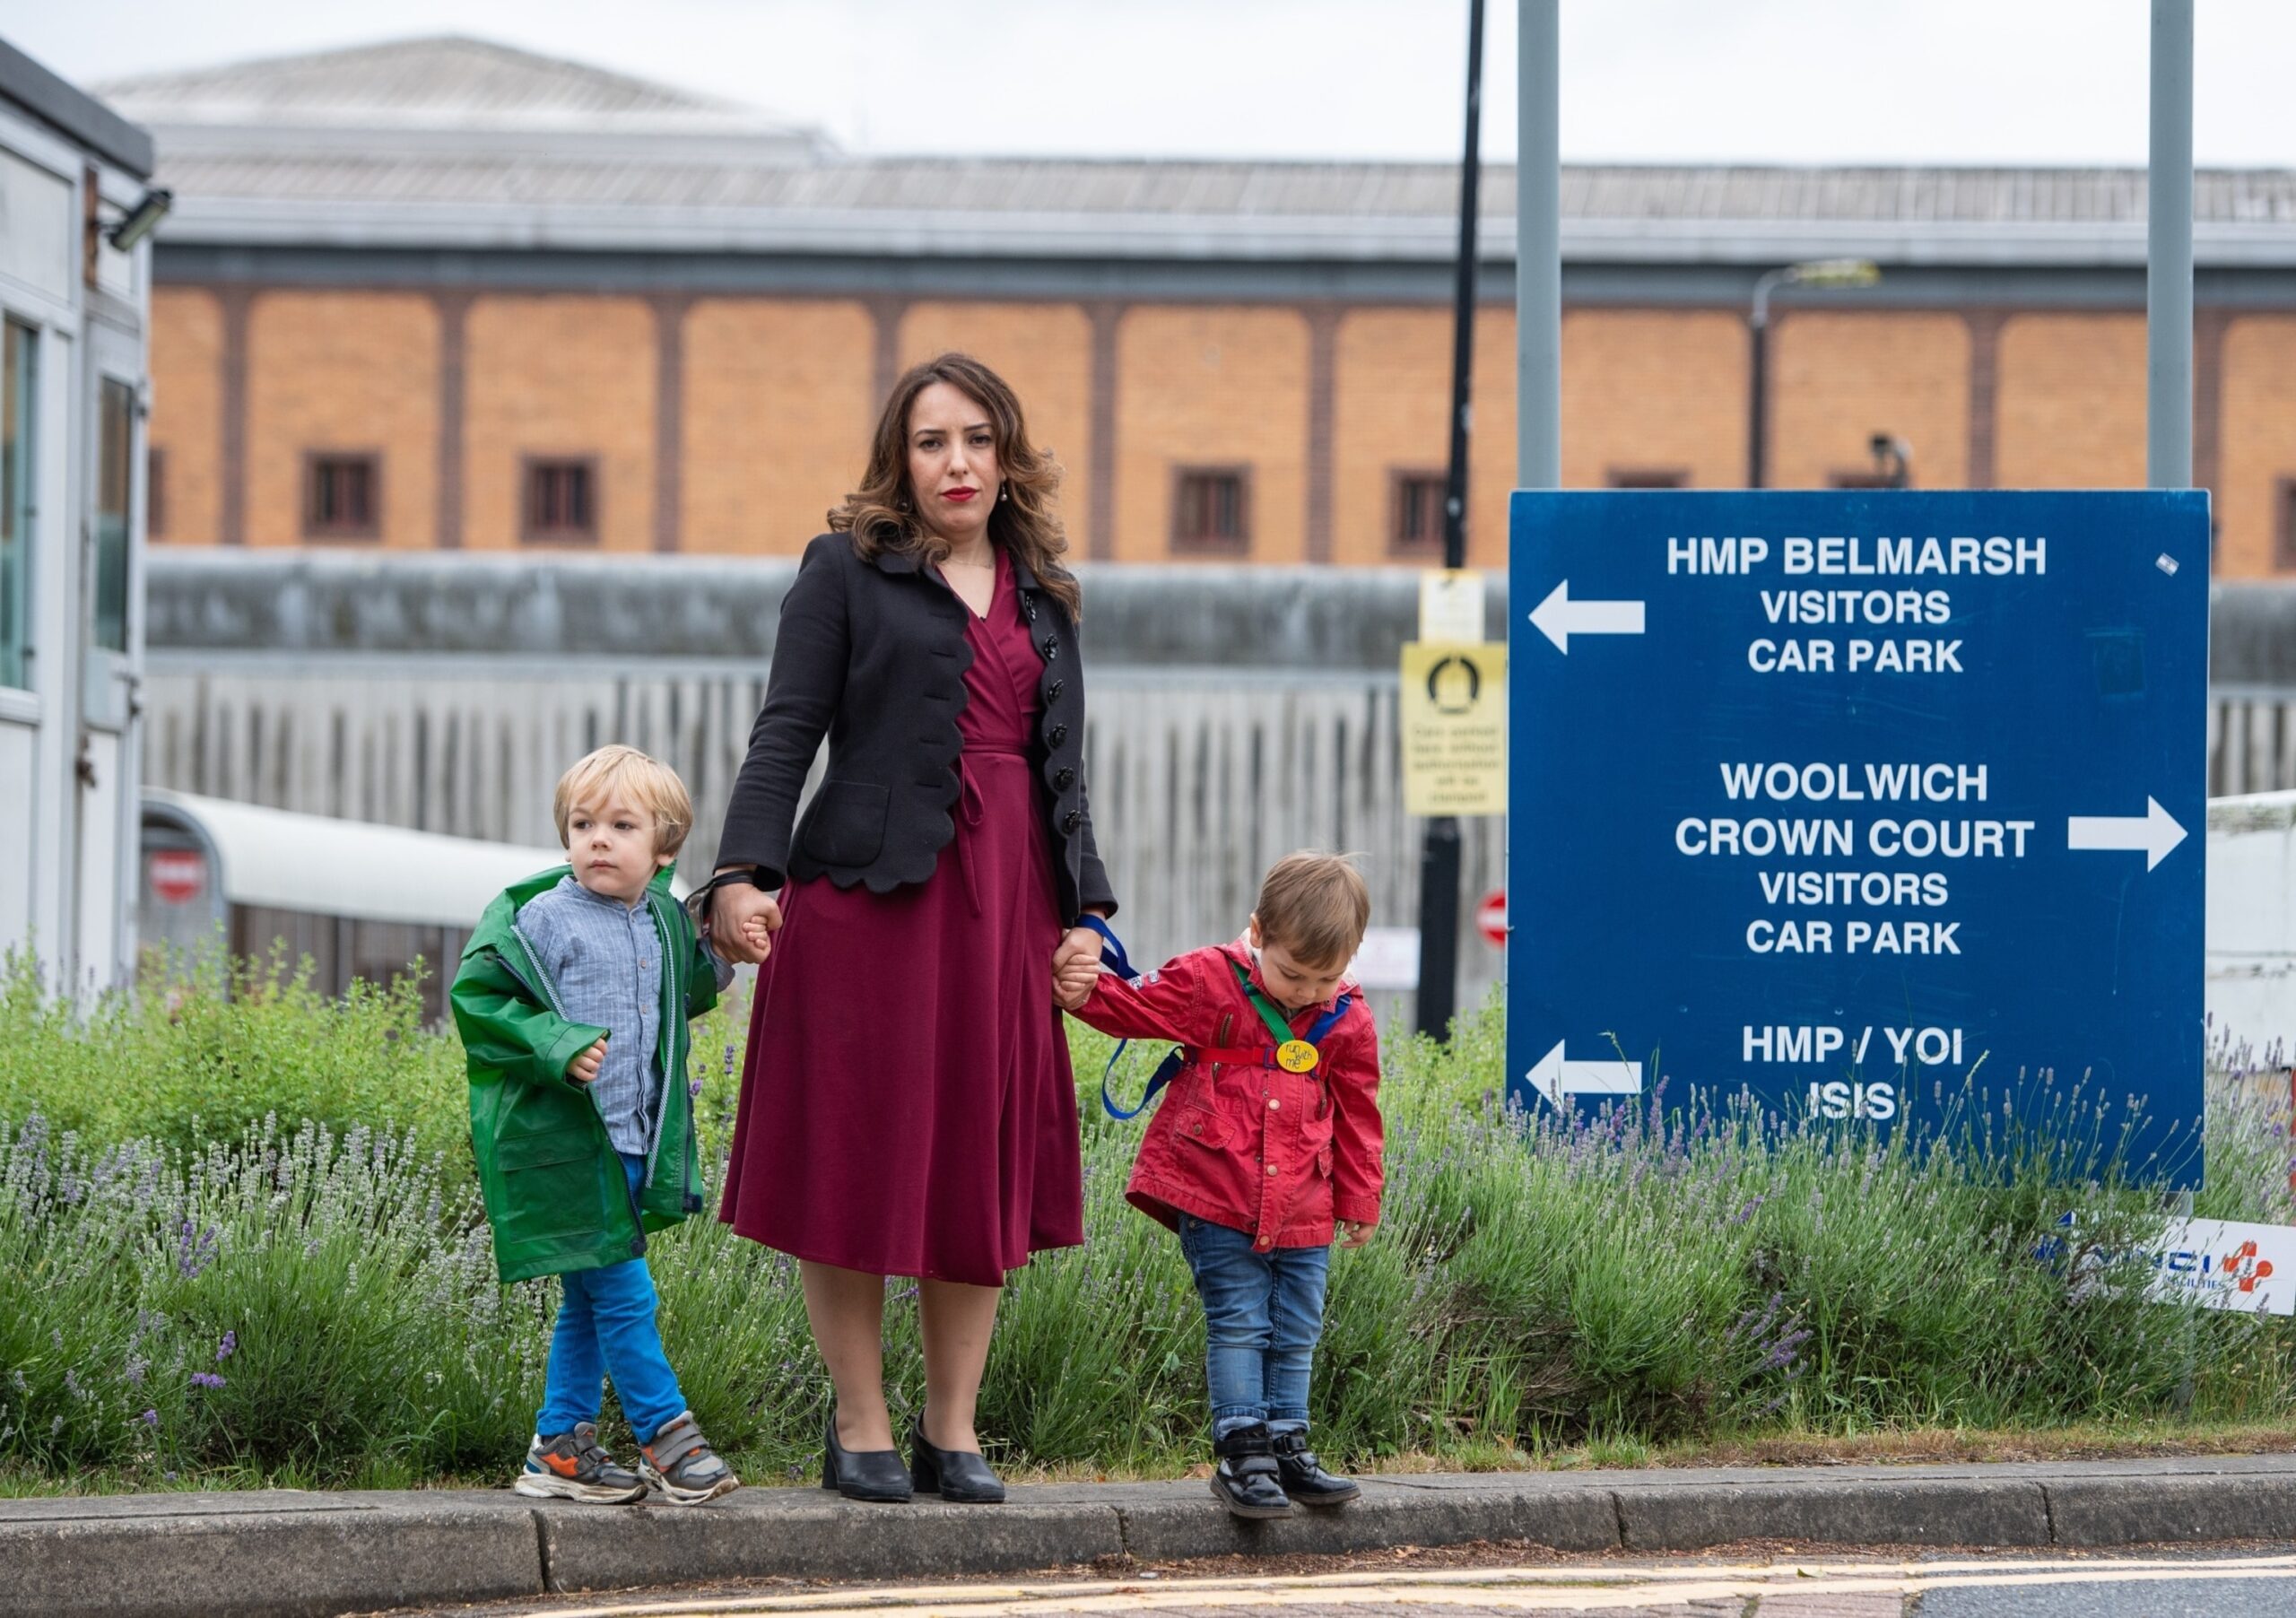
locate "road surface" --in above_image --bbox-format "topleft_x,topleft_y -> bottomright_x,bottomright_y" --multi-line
372,1543 -> 2296,1618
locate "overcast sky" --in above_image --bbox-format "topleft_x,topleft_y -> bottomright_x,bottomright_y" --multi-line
17,1 -> 2296,168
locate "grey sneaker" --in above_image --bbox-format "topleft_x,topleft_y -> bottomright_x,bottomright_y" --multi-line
514,1423 -> 648,1503
639,1411 -> 740,1505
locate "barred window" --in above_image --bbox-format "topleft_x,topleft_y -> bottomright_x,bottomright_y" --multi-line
1392,472 -> 1447,557
1172,467 -> 1249,554
304,452 -> 380,541
523,457 -> 598,545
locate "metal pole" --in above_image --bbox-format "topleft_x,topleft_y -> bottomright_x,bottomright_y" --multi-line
1745,268 -> 1788,490
1517,0 -> 1561,487
2149,4 -> 2197,1407
1415,826 -> 1465,1040
1441,0 -> 1486,572
1746,314 -> 1769,489
1416,0 -> 1486,1043
2148,0 -> 2194,489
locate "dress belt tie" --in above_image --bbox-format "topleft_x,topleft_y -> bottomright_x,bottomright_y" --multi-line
953,741 -> 1028,918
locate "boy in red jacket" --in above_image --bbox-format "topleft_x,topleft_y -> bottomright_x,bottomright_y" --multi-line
1057,851 -> 1384,1519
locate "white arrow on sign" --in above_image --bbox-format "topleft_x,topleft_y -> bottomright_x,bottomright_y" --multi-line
1528,580 -> 1646,654
1526,1041 -> 1644,1109
2066,796 -> 2187,872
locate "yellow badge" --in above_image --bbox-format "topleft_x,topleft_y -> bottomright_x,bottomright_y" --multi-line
1276,1040 -> 1319,1074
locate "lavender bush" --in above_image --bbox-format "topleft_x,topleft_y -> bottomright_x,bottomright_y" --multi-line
1,948 -> 2293,1488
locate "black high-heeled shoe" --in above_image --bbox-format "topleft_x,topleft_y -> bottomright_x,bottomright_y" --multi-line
821,1397 -> 912,1503
910,1414 -> 1006,1504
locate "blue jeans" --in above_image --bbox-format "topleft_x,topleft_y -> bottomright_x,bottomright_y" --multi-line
1178,1214 -> 1331,1440
535,1154 -> 686,1446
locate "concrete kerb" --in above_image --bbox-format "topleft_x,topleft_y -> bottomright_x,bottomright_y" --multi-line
0,1489 -> 542,1618
536,1490 -> 1126,1591
1610,1475 -> 2054,1552
2042,1467 -> 2296,1547
10,1457 -> 2296,1617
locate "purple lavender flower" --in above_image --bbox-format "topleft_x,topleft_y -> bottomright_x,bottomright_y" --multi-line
177,1220 -> 219,1279
215,1331 -> 236,1362
140,1409 -> 160,1428
1763,1328 -> 1813,1372
189,1371 -> 226,1391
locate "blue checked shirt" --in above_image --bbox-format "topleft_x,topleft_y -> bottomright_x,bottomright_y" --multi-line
513,875 -> 674,1160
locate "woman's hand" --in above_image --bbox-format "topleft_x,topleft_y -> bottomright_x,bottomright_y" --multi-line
1052,924 -> 1101,977
1050,925 -> 1103,1010
708,878 -> 784,966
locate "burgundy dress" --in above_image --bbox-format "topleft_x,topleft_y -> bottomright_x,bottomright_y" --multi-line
719,552 -> 1084,1285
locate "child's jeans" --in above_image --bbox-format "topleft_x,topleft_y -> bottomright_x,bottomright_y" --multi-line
1178,1214 -> 1331,1441
535,1154 -> 685,1446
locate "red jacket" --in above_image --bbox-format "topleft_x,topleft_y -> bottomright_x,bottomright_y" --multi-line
1073,936 -> 1384,1251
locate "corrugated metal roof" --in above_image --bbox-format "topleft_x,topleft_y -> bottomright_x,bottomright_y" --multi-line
98,34 -> 788,133
100,34 -> 2296,265
135,152 -> 2296,226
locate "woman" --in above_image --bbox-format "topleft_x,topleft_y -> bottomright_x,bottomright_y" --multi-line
700,353 -> 1113,1505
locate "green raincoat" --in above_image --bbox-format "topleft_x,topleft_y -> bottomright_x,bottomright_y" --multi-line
450,865 -> 720,1284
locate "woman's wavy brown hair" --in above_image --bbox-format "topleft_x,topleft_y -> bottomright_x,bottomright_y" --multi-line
830,352 -> 1082,620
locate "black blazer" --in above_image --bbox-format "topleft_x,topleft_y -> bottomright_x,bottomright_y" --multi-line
717,532 -> 1117,922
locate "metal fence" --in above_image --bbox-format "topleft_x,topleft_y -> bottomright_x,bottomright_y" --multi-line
2210,688 -> 2296,798
141,657 -> 1508,1021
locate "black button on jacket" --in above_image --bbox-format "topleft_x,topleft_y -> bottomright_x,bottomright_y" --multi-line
717,532 -> 1118,922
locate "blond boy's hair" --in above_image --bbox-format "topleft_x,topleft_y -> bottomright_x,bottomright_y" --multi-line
552,745 -> 694,859
1253,851 -> 1370,969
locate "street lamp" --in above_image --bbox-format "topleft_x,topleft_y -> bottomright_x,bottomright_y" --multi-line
1747,258 -> 1881,489
1867,431 -> 1912,489
102,187 -> 173,252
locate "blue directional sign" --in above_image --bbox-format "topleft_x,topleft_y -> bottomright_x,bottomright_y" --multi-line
1508,491 -> 2210,1187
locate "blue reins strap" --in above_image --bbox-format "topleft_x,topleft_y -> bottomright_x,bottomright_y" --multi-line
1075,914 -> 1133,979
1074,917 -> 1184,1120
1103,1048 -> 1187,1121
1075,918 -> 1352,1122
1307,995 -> 1352,1047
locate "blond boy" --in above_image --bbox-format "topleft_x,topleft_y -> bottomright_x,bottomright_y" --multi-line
452,745 -> 741,1505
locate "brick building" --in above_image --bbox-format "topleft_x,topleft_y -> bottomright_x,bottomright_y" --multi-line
108,36 -> 2296,577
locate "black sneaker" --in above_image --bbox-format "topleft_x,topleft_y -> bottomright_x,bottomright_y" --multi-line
514,1423 -> 648,1504
1210,1422 -> 1293,1518
1271,1428 -> 1361,1507
639,1410 -> 741,1505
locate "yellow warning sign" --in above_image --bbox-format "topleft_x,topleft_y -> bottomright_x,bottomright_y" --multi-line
1400,641 -> 1506,817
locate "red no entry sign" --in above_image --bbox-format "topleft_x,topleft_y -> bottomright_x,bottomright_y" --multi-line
148,850 -> 207,906
1476,889 -> 1506,948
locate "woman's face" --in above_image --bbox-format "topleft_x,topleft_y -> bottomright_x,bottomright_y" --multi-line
906,381 -> 1003,545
